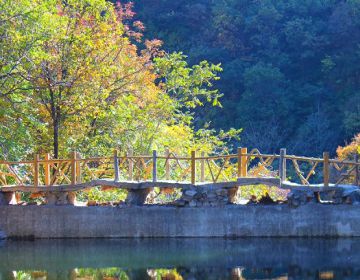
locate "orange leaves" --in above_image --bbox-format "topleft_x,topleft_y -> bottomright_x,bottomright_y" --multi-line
133,20 -> 145,31
115,1 -> 136,21
144,39 -> 164,56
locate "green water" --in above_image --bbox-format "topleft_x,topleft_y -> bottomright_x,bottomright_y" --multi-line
0,238 -> 359,279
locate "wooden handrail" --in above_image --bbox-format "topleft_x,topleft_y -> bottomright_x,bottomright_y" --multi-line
4,154 -> 358,166
0,148 -> 359,188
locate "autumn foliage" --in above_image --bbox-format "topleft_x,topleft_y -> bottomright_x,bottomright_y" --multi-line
0,0 -> 239,160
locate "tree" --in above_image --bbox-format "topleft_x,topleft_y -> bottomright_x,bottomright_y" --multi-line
3,0 -> 161,158
0,0 -> 240,160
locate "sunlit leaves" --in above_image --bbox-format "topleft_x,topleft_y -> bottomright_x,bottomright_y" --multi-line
154,52 -> 223,109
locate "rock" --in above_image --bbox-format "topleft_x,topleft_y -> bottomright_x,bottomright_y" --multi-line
215,189 -> 228,196
0,192 -> 16,205
339,185 -> 359,197
189,200 -> 197,207
27,202 -> 37,205
344,190 -> 360,205
319,190 -> 336,202
173,199 -> 186,207
332,190 -> 344,204
125,188 -> 152,206
67,192 -> 77,205
56,192 -> 70,205
0,192 -> 6,205
287,190 -> 308,208
228,187 -> 238,203
207,196 -> 218,202
45,192 -> 73,205
0,231 -> 6,240
184,190 -> 197,197
203,201 -> 210,207
182,195 -> 194,202
194,192 -> 203,199
207,192 -> 217,199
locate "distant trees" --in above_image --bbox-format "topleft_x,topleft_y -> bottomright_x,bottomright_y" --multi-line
134,0 -> 360,156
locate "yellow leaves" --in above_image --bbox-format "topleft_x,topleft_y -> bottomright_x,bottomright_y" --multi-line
336,133 -> 360,160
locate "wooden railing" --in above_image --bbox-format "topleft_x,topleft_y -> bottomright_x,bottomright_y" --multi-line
0,148 -> 359,188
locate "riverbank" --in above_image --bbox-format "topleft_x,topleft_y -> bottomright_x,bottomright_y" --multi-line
1,204 -> 359,238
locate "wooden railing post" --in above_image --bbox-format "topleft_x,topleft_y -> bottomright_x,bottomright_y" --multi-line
237,147 -> 241,177
153,150 -> 157,183
279,148 -> 287,182
128,149 -> 133,181
114,149 -> 120,182
191,151 -> 196,185
323,152 -> 330,187
76,152 -> 82,183
165,148 -> 170,181
34,154 -> 39,187
200,151 -> 205,182
355,154 -> 359,186
71,151 -> 76,185
240,147 -> 248,177
44,153 -> 51,186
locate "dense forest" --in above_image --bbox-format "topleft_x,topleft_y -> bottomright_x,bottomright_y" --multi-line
130,0 -> 360,156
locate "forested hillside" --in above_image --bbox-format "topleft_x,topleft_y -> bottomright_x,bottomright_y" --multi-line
132,0 -> 360,156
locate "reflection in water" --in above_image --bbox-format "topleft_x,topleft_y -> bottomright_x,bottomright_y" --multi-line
0,238 -> 360,279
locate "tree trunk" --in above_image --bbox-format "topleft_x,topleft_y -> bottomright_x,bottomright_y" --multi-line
53,116 -> 59,159
49,89 -> 60,159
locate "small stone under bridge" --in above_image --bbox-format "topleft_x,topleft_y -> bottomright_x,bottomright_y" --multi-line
0,148 -> 359,207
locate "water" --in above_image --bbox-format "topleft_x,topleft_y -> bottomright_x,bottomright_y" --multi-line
0,238 -> 359,279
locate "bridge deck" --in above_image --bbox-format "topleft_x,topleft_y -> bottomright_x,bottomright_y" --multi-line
0,177 -> 355,193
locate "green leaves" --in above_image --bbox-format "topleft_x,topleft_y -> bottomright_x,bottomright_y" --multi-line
154,52 -> 223,109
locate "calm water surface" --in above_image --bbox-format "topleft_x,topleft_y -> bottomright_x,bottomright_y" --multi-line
0,238 -> 359,279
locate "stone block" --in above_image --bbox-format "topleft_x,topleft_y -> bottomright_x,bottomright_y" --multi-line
45,192 -> 74,206
216,189 -> 228,196
184,190 -> 197,197
125,188 -> 152,206
228,187 -> 238,204
344,190 -> 360,205
45,193 -> 57,205
67,192 -> 77,205
173,199 -> 186,207
0,193 -> 7,206
189,201 -> 197,207
0,192 -> 15,205
0,231 -> 6,240
319,190 -> 336,202
207,193 -> 217,199
287,190 -> 308,208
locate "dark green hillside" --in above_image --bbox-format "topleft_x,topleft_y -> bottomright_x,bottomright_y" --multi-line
132,0 -> 360,155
